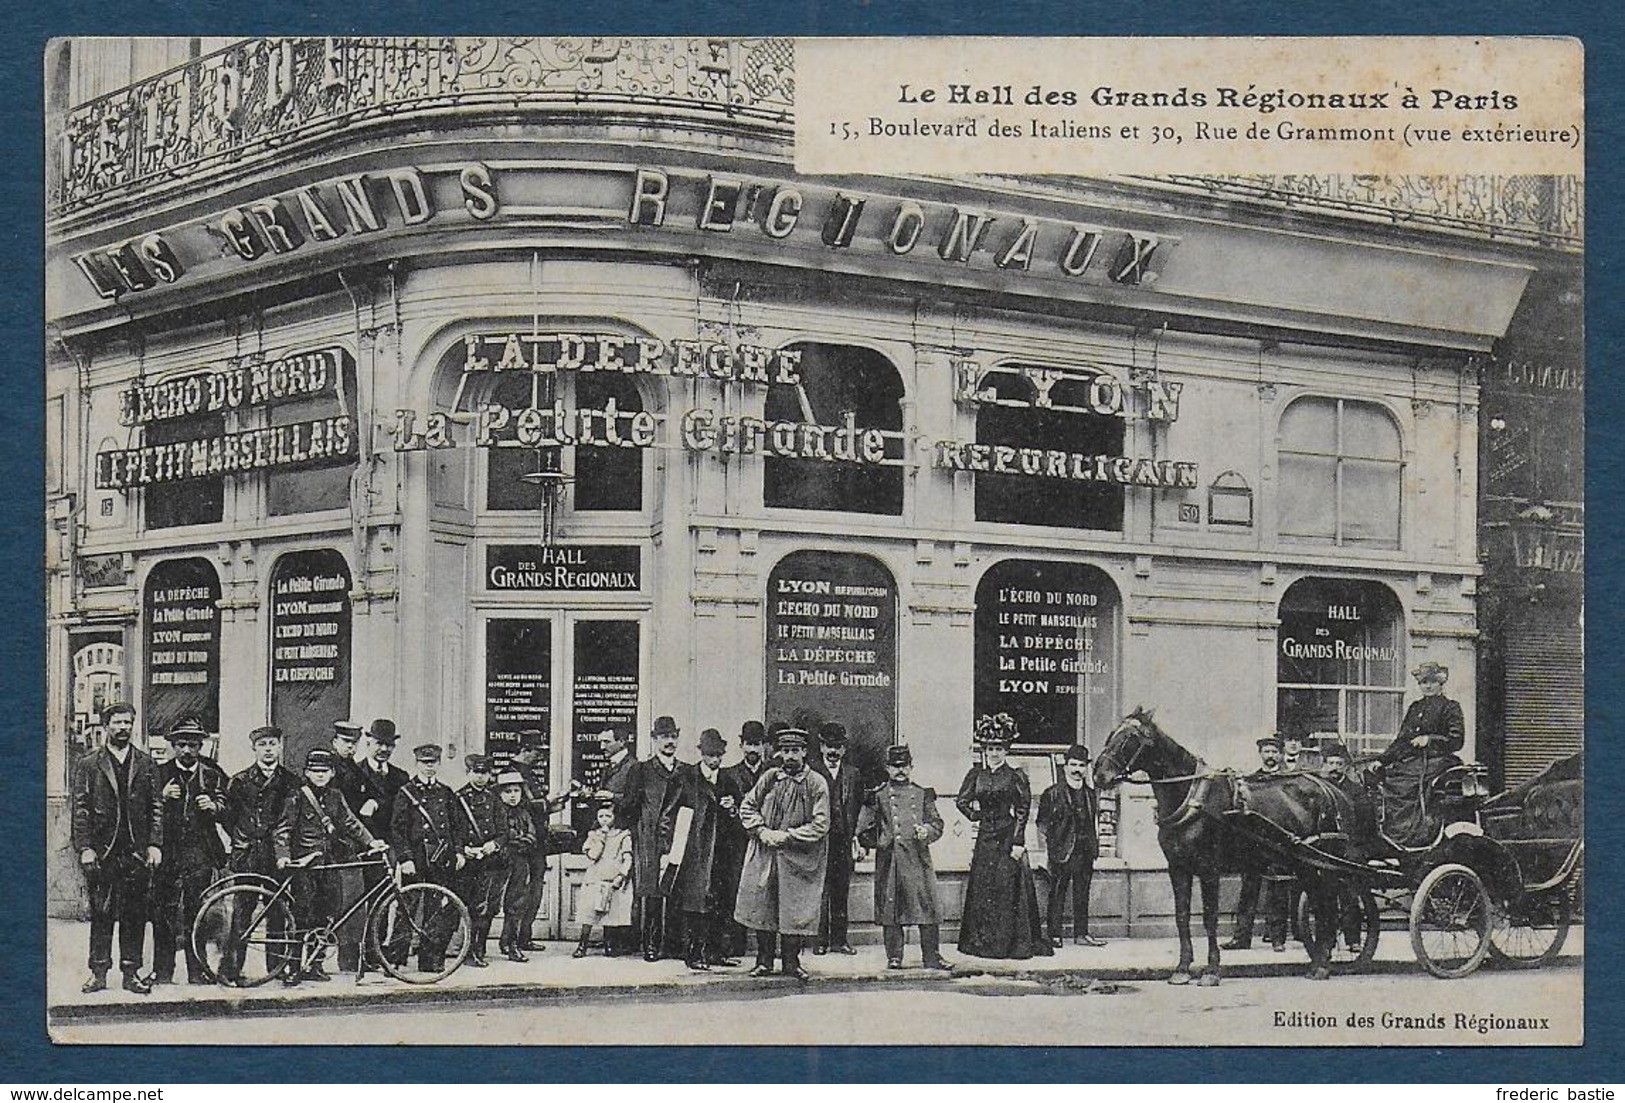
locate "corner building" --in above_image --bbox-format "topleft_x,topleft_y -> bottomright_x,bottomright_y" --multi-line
48,38 -> 1567,932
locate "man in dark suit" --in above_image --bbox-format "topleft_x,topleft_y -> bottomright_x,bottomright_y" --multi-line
814,722 -> 863,955
71,701 -> 164,995
511,731 -> 570,951
220,725 -> 300,984
149,717 -> 229,985
658,728 -> 733,970
454,754 -> 504,967
326,719 -> 367,972
352,719 -> 408,841
1225,734 -> 1289,951
1037,744 -> 1105,947
714,720 -> 767,959
617,715 -> 681,960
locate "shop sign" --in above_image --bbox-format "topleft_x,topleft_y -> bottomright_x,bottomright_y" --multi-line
485,619 -> 552,760
142,558 -> 220,736
458,333 -> 802,387
486,545 -> 641,591
569,620 -> 640,836
269,550 -> 353,769
118,348 -> 350,426
96,416 -> 355,489
1510,528 -> 1584,574
934,441 -> 1198,488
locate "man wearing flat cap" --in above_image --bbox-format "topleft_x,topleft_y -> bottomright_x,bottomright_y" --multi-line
454,754 -> 504,966
618,715 -> 683,960
71,701 -> 164,995
1037,744 -> 1105,948
1376,660 -> 1468,846
325,720 -> 368,972
734,727 -> 831,980
1224,735 -> 1289,951
856,745 -> 951,970
813,722 -> 863,956
658,728 -> 735,970
218,725 -> 300,983
385,743 -> 467,972
591,723 -> 638,956
149,717 -> 229,985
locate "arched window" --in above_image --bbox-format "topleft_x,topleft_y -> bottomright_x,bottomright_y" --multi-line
1277,577 -> 1405,756
974,366 -> 1125,531
1279,397 -> 1402,548
573,372 -> 645,512
268,550 -> 353,771
144,406 -> 224,529
763,344 -> 904,515
142,557 -> 220,738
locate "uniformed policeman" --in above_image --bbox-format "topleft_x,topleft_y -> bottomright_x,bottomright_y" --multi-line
856,744 -> 951,970
454,753 -> 504,967
327,719 -> 368,972
388,743 -> 467,972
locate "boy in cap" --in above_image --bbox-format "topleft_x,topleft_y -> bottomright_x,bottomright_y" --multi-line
71,701 -> 163,995
387,743 -> 468,973
1037,744 -> 1106,947
657,727 -> 735,970
619,716 -> 682,960
150,717 -> 229,985
274,747 -> 385,984
495,770 -> 538,962
856,744 -> 951,970
814,722 -> 863,956
455,754 -> 504,966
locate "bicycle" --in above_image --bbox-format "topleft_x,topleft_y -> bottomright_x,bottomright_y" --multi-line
190,853 -> 471,986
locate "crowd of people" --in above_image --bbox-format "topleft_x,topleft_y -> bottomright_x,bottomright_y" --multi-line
69,704 -> 1114,995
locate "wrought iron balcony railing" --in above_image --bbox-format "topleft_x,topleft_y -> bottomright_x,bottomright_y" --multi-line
50,36 -> 795,217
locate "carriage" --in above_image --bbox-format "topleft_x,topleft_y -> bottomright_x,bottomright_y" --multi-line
1093,709 -> 1582,984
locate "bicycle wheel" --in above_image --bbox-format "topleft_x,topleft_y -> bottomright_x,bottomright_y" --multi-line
366,882 -> 471,984
191,884 -> 299,987
1409,863 -> 1492,979
1296,885 -> 1381,969
1487,890 -> 1571,968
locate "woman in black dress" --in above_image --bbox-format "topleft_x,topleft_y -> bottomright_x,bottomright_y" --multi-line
956,714 -> 1053,959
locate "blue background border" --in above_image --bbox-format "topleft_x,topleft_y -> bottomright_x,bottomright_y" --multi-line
4,0 -> 1619,1083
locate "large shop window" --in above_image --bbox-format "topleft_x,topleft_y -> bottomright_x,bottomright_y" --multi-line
764,551 -> 899,777
974,559 -> 1120,750
1276,578 -> 1405,756
974,367 -> 1125,531
1279,398 -> 1403,548
268,550 -> 354,770
763,344 -> 904,515
267,394 -> 355,515
143,412 -> 224,529
483,373 -> 646,513
142,558 -> 221,738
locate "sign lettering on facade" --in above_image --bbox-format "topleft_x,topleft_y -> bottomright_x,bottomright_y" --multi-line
142,558 -> 221,737
268,549 -> 354,770
485,545 -> 641,592
118,348 -> 351,425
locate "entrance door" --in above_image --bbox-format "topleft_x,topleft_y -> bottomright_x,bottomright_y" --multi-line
479,611 -> 646,938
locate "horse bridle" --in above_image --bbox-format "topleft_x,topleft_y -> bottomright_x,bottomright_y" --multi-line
1101,719 -> 1207,789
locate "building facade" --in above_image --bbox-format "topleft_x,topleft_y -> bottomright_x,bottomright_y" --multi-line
46,38 -> 1579,931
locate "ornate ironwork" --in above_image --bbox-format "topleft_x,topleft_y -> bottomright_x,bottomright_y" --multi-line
51,37 -> 796,216
1143,174 -> 1582,250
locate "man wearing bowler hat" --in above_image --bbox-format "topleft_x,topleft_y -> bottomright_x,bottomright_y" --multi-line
355,719 -> 409,842
149,716 -> 229,985
1225,734 -> 1290,951
814,721 -> 863,956
1037,744 -> 1106,948
618,715 -> 683,960
856,744 -> 951,970
454,754 -> 504,966
734,727 -> 831,980
657,728 -> 735,970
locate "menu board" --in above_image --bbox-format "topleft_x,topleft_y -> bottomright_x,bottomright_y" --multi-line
765,551 -> 897,769
269,549 -> 353,770
485,619 -> 552,761
142,557 -> 221,738
974,560 -> 1114,749
570,620 -> 640,835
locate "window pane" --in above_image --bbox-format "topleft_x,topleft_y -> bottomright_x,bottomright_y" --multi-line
573,374 -> 643,512
1278,688 -> 1340,740
1277,454 -> 1337,540
974,403 -> 1124,530
1341,401 -> 1402,459
1339,459 -> 1402,547
1281,398 -> 1337,451
484,374 -> 546,511
1346,689 -> 1403,738
145,413 -> 224,529
764,345 -> 904,515
267,395 -> 353,516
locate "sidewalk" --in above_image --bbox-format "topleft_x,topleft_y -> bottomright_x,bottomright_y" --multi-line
45,918 -> 1583,1023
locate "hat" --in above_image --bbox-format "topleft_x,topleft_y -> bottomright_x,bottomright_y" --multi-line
168,717 -> 208,743
496,771 -> 525,788
818,722 -> 847,748
465,753 -> 491,772
741,720 -> 766,743
885,744 -> 913,768
101,701 -> 136,723
413,743 -> 442,763
974,713 -> 1018,746
1320,742 -> 1351,760
517,729 -> 545,750
1256,734 -> 1284,750
304,747 -> 337,769
1411,661 -> 1449,683
368,719 -> 399,744
774,727 -> 809,750
652,716 -> 679,737
332,720 -> 363,740
1063,743 -> 1091,764
699,728 -> 727,756
249,725 -> 284,744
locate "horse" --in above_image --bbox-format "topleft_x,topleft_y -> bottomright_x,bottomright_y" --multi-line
1092,708 -> 1355,984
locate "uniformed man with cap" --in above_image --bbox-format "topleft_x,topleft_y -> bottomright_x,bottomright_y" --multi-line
856,744 -> 951,970
217,725 -> 300,984
454,753 -> 504,966
387,743 -> 468,972
149,717 -> 229,985
329,720 -> 366,813
1224,734 -> 1289,952
1037,744 -> 1106,948
813,721 -> 863,956
274,747 -> 386,984
326,719 -> 368,972
734,726 -> 831,980
618,715 -> 683,960
590,723 -> 638,956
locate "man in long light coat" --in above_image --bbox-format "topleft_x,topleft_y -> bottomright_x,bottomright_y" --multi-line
856,744 -> 951,970
734,727 -> 830,981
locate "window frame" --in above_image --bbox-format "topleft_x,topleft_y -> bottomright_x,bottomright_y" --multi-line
1277,396 -> 1404,550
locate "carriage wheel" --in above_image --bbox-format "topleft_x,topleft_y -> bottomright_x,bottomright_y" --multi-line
366,883 -> 471,984
1409,863 -> 1493,979
1296,885 -> 1381,969
190,884 -> 298,987
1487,891 -> 1572,968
